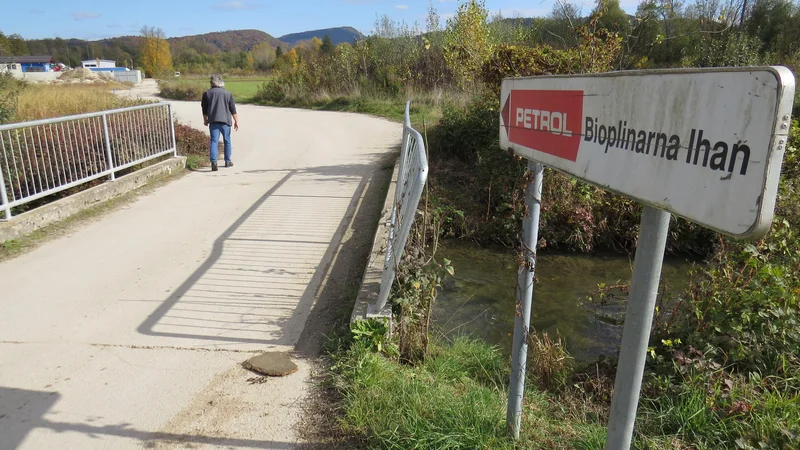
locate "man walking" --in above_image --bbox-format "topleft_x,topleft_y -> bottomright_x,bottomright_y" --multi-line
201,74 -> 239,171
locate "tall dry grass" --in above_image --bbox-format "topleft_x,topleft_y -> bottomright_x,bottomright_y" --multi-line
15,83 -> 147,122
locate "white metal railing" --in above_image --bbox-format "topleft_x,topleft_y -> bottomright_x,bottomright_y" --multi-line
373,101 -> 429,312
0,103 -> 176,220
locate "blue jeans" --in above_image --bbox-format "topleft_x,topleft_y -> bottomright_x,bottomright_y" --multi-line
209,122 -> 232,163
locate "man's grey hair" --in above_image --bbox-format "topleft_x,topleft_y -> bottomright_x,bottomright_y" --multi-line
210,74 -> 225,88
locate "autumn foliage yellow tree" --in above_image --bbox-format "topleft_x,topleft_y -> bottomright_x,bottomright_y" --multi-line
140,26 -> 173,78
444,0 -> 492,90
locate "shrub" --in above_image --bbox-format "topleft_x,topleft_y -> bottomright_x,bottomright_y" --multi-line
253,78 -> 286,103
158,81 -> 204,101
528,331 -> 573,392
0,73 -> 25,124
174,122 -> 218,169
174,122 -> 209,157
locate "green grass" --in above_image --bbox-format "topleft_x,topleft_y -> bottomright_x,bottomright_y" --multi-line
185,154 -> 208,171
330,333 -> 800,450
253,94 -> 445,131
637,372 -> 800,449
332,336 -> 605,450
167,77 -> 270,103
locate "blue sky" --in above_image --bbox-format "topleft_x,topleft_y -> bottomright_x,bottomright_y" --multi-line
0,0 -> 641,41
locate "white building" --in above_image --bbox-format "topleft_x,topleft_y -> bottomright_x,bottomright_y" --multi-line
0,62 -> 23,76
81,59 -> 116,69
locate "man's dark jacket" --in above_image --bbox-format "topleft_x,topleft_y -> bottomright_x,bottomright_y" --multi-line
201,87 -> 237,126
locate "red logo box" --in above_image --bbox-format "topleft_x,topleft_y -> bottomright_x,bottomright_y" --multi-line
505,90 -> 584,162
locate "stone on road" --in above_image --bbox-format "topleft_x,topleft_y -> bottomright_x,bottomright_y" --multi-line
0,88 -> 401,449
243,352 -> 299,377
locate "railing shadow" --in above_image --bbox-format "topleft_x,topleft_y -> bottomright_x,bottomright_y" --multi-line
136,153 -> 392,348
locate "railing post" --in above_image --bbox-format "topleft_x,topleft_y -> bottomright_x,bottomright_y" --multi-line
0,164 -> 11,220
102,113 -> 115,181
168,103 -> 177,157
395,101 -> 411,206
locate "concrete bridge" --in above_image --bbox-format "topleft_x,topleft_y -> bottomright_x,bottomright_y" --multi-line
0,84 -> 401,449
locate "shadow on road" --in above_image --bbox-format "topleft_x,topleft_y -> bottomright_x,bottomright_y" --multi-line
0,153 -> 396,450
1,151 -> 397,450
136,152 -> 395,350
0,385 -> 295,449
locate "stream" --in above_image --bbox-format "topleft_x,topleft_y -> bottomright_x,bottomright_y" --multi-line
433,241 -> 697,363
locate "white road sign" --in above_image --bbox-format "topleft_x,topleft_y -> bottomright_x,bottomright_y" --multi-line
500,67 -> 796,239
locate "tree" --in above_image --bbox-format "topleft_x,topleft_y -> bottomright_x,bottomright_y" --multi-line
546,1 -> 582,47
320,34 -> 334,55
140,26 -> 173,78
618,0 -> 665,68
251,42 -> 276,71
745,0 -> 793,54
309,37 -> 323,52
444,0 -> 492,89
595,0 -> 632,35
0,32 -> 9,55
275,45 -> 283,58
7,34 -> 29,56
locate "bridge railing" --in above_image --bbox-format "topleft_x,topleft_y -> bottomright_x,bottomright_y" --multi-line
0,103 -> 176,220
373,101 -> 429,313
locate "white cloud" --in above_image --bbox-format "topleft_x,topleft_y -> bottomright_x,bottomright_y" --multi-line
396,4 -> 409,9
212,1 -> 262,10
73,12 -> 101,21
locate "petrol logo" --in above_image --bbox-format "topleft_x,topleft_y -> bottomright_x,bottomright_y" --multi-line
505,90 -> 584,162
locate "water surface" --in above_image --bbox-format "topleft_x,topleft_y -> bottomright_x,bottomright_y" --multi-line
433,241 -> 696,362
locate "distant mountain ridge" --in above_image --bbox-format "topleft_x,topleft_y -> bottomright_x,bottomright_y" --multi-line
167,29 -> 286,52
18,26 -> 365,67
279,27 -> 364,46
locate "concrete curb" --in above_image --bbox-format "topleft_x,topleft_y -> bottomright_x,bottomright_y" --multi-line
350,158 -> 397,324
0,157 -> 187,242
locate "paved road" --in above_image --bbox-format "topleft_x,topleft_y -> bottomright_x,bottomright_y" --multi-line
0,81 -> 401,449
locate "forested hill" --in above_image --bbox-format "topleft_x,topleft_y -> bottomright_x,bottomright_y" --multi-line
6,28 -> 362,68
279,27 -> 364,46
168,30 -> 286,53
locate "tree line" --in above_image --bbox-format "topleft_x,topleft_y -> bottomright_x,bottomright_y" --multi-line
2,0 -> 799,80
245,0 -> 800,106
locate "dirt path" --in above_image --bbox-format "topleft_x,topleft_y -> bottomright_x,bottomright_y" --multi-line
0,81 -> 400,449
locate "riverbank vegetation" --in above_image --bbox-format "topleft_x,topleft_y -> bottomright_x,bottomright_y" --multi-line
307,0 -> 800,448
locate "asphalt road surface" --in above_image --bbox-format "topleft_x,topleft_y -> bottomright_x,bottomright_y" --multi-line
0,80 -> 401,449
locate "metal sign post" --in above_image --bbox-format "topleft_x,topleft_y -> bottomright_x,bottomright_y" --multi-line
498,67 -> 795,444
507,161 -> 544,438
605,206 -> 670,449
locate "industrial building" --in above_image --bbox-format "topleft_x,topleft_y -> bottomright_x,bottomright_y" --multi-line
0,55 -> 56,73
81,59 -> 117,69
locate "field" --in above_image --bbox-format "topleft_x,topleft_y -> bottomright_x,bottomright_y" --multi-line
161,76 -> 269,103
12,83 -> 145,122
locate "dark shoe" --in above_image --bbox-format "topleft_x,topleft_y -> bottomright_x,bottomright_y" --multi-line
225,160 -> 234,168
211,162 -> 218,171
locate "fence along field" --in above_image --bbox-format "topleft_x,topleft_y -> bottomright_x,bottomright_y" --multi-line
0,103 -> 176,219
